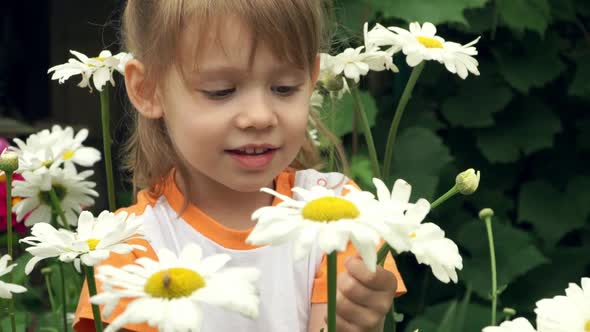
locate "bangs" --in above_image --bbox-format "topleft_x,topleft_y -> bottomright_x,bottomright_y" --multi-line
179,0 -> 323,76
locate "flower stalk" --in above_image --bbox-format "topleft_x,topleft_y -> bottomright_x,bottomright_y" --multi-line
47,190 -> 71,331
327,252 -> 337,332
351,87 -> 381,177
57,264 -> 69,332
100,87 -> 116,211
480,208 -> 497,325
1,156 -> 17,332
48,189 -> 72,232
383,62 -> 425,179
83,265 -> 104,332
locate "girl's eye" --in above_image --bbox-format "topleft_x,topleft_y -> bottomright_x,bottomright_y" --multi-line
201,88 -> 236,99
271,85 -> 300,96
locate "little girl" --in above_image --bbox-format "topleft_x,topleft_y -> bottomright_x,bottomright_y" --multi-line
74,1 -> 406,331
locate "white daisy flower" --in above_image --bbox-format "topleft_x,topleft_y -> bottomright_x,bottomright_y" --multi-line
90,243 -> 261,332
535,277 -> 590,332
482,317 -> 537,332
12,125 -> 101,172
410,222 -> 463,283
0,255 -> 27,299
318,53 -> 350,98
47,50 -> 132,92
364,22 -> 401,54
367,178 -> 430,253
330,46 -> 397,83
308,129 -> 321,147
362,178 -> 462,283
19,210 -> 145,274
246,185 -> 382,272
384,22 -> 480,79
12,164 -> 98,226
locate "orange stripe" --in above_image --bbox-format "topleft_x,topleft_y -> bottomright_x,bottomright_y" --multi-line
161,169 -> 295,250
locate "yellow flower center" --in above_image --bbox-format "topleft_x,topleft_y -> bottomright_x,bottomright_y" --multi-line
416,36 -> 443,48
63,150 -> 75,160
585,320 -> 590,332
92,57 -> 106,62
86,239 -> 100,251
301,197 -> 359,222
410,232 -> 417,238
144,268 -> 206,299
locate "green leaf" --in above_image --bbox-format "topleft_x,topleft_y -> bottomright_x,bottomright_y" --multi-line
368,0 -> 490,25
457,219 -> 548,299
332,90 -> 378,137
442,75 -> 514,128
549,0 -> 576,22
569,59 -> 590,99
405,300 -> 491,332
0,311 -> 27,331
518,176 -> 590,246
390,127 -> 453,199
501,246 -> 590,311
497,0 -> 551,35
494,33 -> 566,93
350,155 -> 373,189
475,98 -> 561,163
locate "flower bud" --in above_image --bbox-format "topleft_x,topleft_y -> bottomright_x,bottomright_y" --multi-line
0,150 -> 19,174
479,208 -> 494,221
325,76 -> 344,91
455,168 -> 480,195
502,307 -> 516,316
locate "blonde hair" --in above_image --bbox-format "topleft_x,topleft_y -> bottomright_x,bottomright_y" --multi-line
121,0 -> 347,198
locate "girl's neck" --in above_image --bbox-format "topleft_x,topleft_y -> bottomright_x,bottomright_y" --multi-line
175,170 -> 275,231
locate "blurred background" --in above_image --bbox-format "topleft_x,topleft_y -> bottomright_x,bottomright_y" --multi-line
1,0 -> 589,331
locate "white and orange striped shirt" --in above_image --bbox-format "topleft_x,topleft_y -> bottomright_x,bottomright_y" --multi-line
74,168 -> 406,332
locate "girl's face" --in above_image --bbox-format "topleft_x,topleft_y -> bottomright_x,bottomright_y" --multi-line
157,16 -> 318,193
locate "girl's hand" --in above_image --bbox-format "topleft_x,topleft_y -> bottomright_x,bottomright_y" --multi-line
329,256 -> 397,332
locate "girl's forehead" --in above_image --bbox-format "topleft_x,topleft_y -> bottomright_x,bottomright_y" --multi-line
176,14 -> 307,75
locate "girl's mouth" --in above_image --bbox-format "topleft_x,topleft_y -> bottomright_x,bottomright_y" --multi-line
225,147 -> 278,170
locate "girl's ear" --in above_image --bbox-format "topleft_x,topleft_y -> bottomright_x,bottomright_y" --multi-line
124,59 -> 164,119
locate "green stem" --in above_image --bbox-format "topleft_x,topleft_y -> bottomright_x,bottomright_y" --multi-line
328,94 -> 336,171
351,88 -> 381,178
491,0 -> 499,40
48,189 -> 71,232
5,172 -> 13,261
431,185 -> 459,209
383,63 -> 425,179
327,252 -> 337,332
84,265 -> 104,332
4,172 -> 16,332
58,264 -> 69,332
42,268 -> 58,313
484,216 -> 498,325
100,87 -> 116,211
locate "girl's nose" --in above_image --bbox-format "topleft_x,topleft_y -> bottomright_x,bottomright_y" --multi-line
234,90 -> 278,130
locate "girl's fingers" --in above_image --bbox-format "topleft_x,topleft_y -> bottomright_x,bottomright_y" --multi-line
345,256 -> 396,292
337,270 -> 391,313
335,289 -> 384,331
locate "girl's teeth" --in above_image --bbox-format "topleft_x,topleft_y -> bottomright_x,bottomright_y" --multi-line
235,147 -> 271,154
